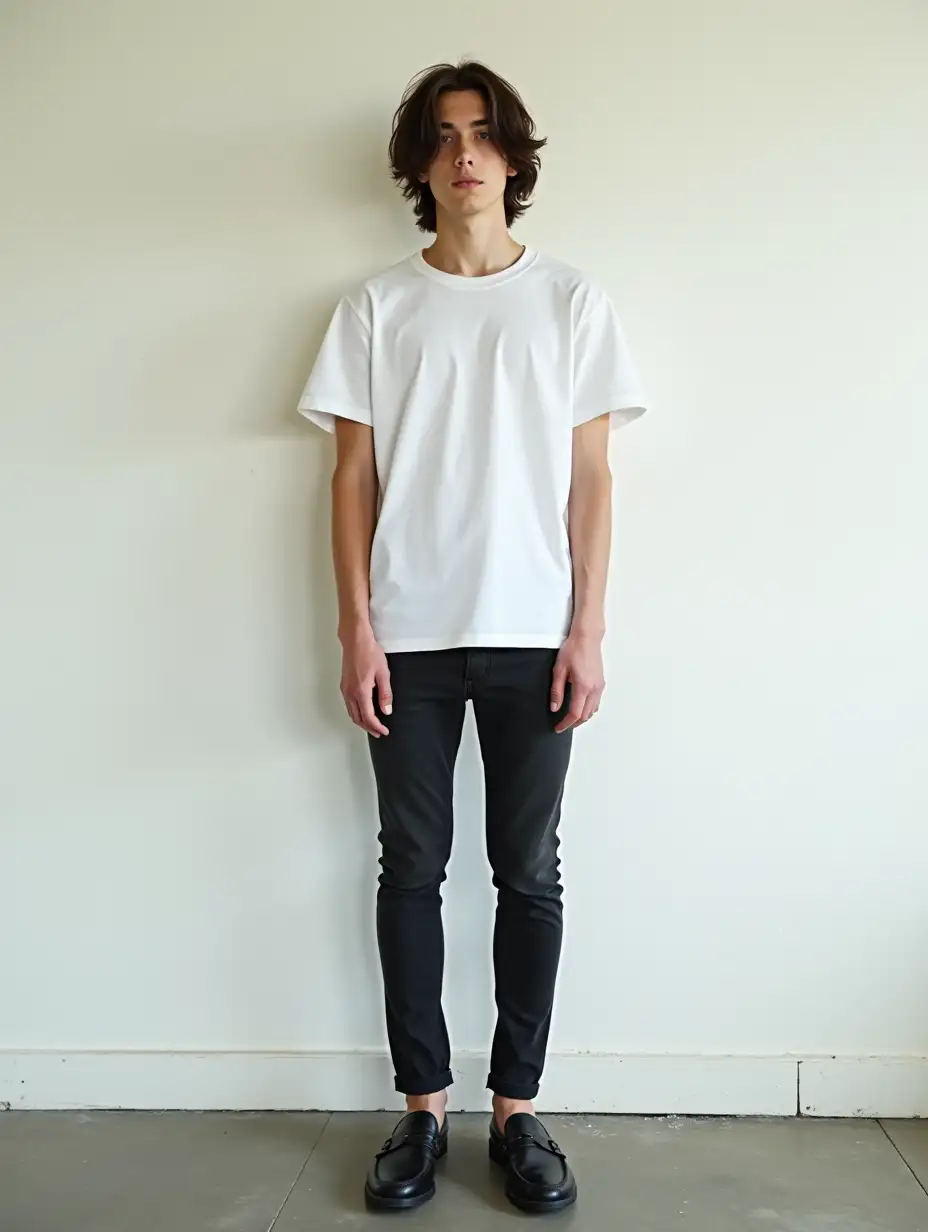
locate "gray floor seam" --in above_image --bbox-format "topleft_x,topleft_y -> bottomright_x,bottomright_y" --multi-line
878,1119 -> 928,1203
265,1111 -> 333,1232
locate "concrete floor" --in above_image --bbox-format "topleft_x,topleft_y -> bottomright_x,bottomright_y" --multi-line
2,1111 -> 927,1231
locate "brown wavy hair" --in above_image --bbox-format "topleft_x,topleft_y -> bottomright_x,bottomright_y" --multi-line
388,59 -> 547,234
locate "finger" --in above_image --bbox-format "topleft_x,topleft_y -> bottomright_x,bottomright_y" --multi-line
550,661 -> 568,712
555,688 -> 589,734
359,694 -> 390,738
375,667 -> 393,716
345,698 -> 363,728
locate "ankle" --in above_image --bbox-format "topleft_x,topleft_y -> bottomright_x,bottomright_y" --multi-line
406,1090 -> 448,1127
492,1096 -> 534,1132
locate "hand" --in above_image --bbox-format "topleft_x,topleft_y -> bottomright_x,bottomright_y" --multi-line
340,629 -> 392,738
550,631 -> 605,734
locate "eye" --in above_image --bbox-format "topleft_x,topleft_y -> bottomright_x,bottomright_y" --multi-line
477,131 -> 491,140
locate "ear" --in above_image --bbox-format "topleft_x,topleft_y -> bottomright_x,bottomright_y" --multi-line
506,167 -> 517,177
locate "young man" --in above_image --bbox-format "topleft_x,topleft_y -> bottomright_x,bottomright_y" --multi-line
297,60 -> 647,1214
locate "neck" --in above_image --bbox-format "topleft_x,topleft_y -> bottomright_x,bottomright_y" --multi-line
422,215 -> 524,278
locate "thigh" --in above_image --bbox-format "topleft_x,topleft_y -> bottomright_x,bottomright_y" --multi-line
471,650 -> 573,875
368,650 -> 468,882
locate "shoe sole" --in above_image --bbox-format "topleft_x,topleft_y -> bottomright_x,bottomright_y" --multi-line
489,1138 -> 578,1214
364,1138 -> 447,1211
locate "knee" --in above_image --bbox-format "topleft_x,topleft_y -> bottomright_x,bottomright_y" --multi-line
490,840 -> 562,899
378,847 -> 449,894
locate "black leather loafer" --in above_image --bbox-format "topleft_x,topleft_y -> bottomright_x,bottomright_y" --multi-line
489,1112 -> 577,1214
364,1110 -> 448,1211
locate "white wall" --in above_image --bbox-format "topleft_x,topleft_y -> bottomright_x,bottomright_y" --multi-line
2,0 -> 926,1116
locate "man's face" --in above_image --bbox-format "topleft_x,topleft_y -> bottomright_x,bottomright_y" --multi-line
417,89 -> 516,222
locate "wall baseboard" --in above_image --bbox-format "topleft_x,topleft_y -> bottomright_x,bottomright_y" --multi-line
1,1051 -> 925,1116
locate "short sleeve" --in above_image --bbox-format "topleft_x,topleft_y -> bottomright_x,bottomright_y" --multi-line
297,294 -> 372,433
572,282 -> 647,430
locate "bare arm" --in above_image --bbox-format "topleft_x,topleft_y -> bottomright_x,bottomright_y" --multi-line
566,412 -> 613,638
332,418 -> 391,737
551,412 -> 613,732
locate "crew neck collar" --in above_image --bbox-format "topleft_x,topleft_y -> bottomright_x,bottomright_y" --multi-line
410,244 -> 536,288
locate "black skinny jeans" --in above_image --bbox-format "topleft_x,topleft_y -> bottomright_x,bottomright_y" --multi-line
367,647 -> 573,1101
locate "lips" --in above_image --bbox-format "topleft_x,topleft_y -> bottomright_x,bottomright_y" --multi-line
453,179 -> 482,187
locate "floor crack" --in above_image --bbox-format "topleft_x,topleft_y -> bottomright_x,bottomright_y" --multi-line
877,1119 -> 928,1202
266,1112 -> 332,1231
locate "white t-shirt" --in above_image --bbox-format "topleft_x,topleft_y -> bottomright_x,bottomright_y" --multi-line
297,244 -> 647,653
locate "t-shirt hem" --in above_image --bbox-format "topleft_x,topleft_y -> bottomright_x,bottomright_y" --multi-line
378,632 -> 568,653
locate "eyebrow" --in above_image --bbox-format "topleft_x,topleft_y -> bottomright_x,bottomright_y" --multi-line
439,118 -> 489,129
